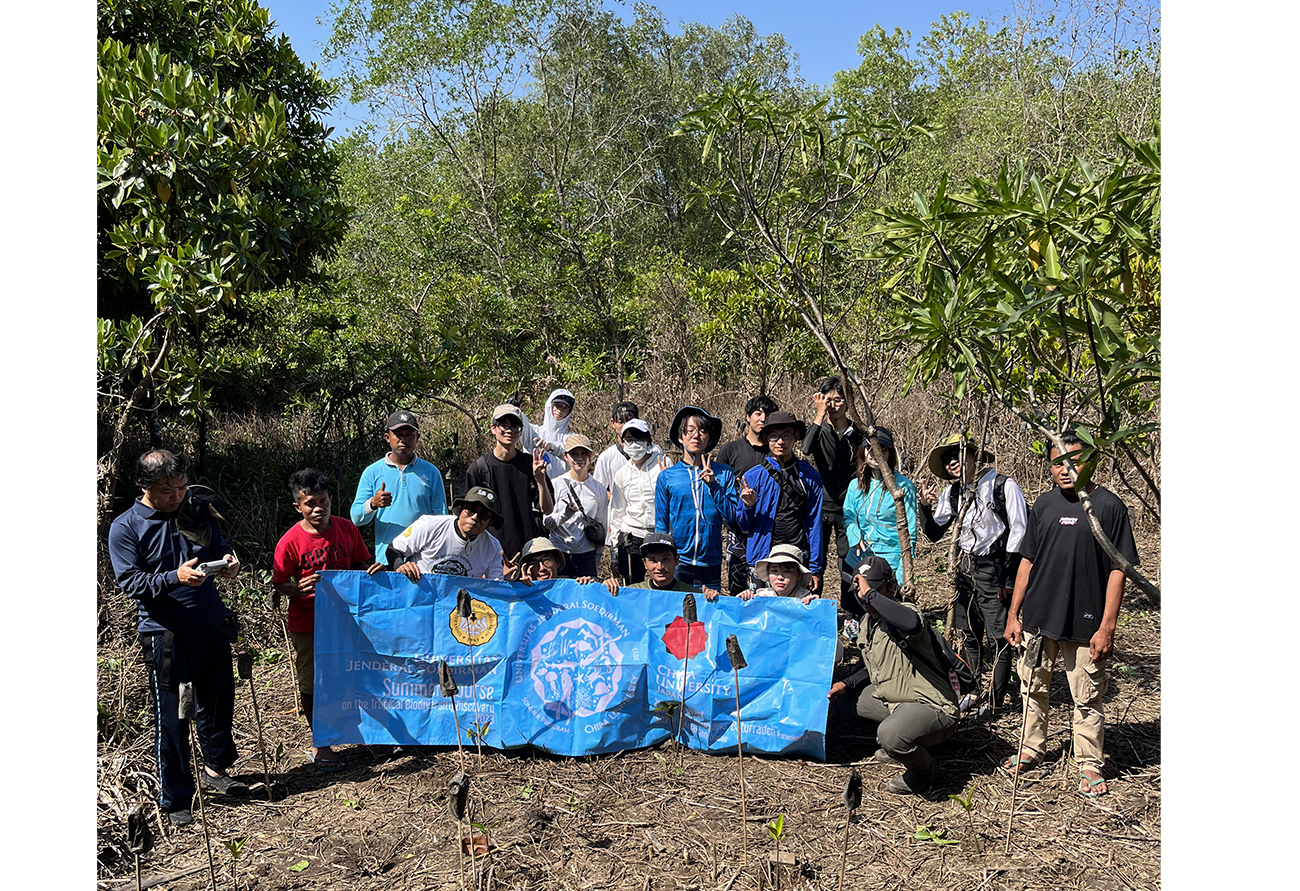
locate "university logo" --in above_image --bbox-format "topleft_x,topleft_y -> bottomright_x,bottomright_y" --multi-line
450,597 -> 499,646
529,618 -> 626,720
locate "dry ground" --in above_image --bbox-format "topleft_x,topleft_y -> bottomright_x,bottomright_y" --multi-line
97,526 -> 1160,891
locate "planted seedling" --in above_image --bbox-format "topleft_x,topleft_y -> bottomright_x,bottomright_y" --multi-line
127,806 -> 152,891
725,634 -> 749,869
456,589 -> 485,766
766,814 -> 788,890
177,683 -> 218,891
837,770 -> 862,891
913,824 -> 959,846
439,660 -> 467,771
223,836 -> 248,891
448,771 -> 472,891
236,651 -> 276,799
675,593 -> 698,764
949,784 -> 981,853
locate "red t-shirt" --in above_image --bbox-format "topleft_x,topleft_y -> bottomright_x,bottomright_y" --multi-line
271,517 -> 371,633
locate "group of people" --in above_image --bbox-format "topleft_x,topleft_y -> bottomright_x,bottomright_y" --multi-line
107,380 -> 1139,825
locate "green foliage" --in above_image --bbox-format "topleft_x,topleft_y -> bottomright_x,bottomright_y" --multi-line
873,129 -> 1160,485
97,0 -> 349,492
913,823 -> 959,845
288,860 -> 309,873
766,813 -> 786,841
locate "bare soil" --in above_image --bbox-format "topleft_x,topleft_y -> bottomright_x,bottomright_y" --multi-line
97,525 -> 1160,891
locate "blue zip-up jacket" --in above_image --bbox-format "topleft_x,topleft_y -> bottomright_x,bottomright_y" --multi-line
108,498 -> 235,633
654,459 -> 738,567
351,455 -> 447,565
737,457 -> 825,574
842,473 -> 918,586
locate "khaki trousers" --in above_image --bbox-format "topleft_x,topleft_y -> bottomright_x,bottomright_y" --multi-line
1018,637 -> 1108,773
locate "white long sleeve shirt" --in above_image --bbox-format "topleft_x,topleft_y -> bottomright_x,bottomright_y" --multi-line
543,474 -> 610,555
607,457 -> 663,544
931,468 -> 1028,556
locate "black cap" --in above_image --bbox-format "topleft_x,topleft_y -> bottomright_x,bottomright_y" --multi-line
612,401 -> 639,421
855,554 -> 895,591
386,410 -> 419,431
639,532 -> 677,556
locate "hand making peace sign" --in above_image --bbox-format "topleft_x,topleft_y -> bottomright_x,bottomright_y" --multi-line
698,451 -> 715,485
738,471 -> 757,507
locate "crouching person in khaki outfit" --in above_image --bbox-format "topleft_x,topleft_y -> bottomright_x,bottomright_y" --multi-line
828,555 -> 959,795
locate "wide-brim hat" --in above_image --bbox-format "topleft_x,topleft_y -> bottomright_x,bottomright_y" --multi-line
759,410 -> 806,442
926,433 -> 995,480
669,406 -> 722,452
754,544 -> 813,588
451,486 -> 504,530
520,537 -> 566,570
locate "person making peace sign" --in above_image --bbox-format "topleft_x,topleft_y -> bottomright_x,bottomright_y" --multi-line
653,407 -> 738,589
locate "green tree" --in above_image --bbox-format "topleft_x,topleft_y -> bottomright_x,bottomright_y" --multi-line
97,0 -> 347,516
872,131 -> 1160,601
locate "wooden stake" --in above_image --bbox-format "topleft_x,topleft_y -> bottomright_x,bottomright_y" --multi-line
675,594 -> 698,767
178,683 -> 217,891
237,653 -> 275,799
726,634 -> 748,870
1004,645 -> 1036,854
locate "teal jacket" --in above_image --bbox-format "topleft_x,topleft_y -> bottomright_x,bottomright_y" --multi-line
842,473 -> 917,586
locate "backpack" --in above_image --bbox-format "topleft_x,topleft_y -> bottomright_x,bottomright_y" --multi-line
947,472 -> 1012,556
882,614 -> 977,698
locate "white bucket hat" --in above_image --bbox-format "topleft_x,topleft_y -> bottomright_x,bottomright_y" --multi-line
754,544 -> 813,588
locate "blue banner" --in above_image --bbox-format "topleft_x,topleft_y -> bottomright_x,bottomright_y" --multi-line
312,572 -> 836,759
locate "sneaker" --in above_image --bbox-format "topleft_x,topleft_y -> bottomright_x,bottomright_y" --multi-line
873,748 -> 900,765
976,704 -> 994,722
166,808 -> 193,827
886,768 -> 935,795
201,773 -> 249,796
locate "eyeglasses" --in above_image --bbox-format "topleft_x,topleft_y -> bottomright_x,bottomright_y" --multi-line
494,420 -> 523,432
462,505 -> 492,519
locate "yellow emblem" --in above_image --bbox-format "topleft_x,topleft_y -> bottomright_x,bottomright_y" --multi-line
450,598 -> 498,646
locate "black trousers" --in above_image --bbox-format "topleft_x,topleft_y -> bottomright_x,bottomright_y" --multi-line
143,624 -> 238,811
952,554 -> 1014,705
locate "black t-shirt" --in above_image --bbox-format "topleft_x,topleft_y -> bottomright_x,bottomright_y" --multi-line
718,436 -> 769,478
1020,486 -> 1139,644
800,421 -> 863,506
465,451 -> 554,560
767,461 -> 809,552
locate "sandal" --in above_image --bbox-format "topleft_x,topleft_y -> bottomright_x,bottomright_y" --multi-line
306,747 -> 345,773
1078,771 -> 1108,798
999,752 -> 1041,777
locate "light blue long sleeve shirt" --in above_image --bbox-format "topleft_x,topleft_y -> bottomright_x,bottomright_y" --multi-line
350,455 -> 447,565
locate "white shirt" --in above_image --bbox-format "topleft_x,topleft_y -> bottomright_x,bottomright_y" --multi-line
931,468 -> 1028,556
544,474 -> 610,554
607,456 -> 663,542
594,442 -> 665,490
390,515 -> 504,580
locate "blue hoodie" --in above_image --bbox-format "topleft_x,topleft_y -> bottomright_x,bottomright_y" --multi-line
737,457 -> 825,574
654,459 -> 738,567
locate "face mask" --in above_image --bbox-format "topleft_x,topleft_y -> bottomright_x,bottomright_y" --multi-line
623,441 -> 650,461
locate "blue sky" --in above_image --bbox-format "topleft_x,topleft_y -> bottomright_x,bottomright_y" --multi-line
260,0 -> 1034,135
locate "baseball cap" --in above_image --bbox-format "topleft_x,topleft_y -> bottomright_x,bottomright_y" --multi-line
492,404 -> 524,425
611,401 -> 639,421
639,532 -> 677,556
854,554 -> 895,591
386,410 -> 419,430
564,434 -> 594,453
620,418 -> 651,438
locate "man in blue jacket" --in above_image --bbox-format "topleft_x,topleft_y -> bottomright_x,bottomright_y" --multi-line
107,450 -> 246,826
350,409 -> 447,566
654,406 -> 738,589
737,410 -> 824,592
